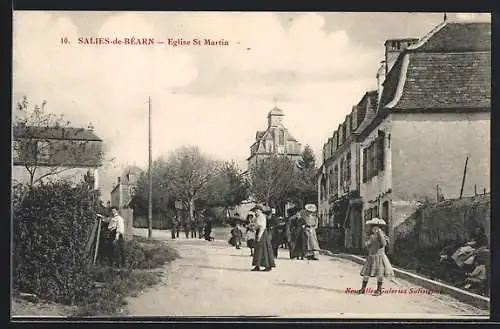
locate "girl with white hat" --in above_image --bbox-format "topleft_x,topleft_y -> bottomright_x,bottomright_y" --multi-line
358,217 -> 394,296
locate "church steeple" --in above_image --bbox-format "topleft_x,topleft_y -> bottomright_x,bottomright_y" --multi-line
267,106 -> 284,128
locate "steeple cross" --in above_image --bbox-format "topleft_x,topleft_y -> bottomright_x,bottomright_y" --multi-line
273,96 -> 278,108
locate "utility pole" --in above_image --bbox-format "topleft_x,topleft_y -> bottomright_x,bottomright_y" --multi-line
148,96 -> 153,238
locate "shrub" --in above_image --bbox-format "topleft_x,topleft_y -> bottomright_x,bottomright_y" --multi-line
13,181 -> 98,305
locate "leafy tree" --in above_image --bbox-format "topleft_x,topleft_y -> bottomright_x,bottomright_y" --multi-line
13,96 -> 104,187
292,144 -> 318,207
129,159 -> 171,217
298,144 -> 316,170
201,160 -> 250,208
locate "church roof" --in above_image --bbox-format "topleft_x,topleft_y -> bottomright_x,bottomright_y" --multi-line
268,107 -> 284,116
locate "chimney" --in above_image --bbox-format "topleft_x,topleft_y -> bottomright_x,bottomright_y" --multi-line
117,176 -> 121,184
384,38 -> 419,75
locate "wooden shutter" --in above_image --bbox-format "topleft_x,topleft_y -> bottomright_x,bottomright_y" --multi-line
362,148 -> 367,182
378,131 -> 385,171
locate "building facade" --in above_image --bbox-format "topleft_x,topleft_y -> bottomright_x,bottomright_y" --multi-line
317,90 -> 378,250
12,124 -> 103,189
110,165 -> 142,209
247,107 -> 302,169
317,20 -> 490,253
359,21 -> 491,250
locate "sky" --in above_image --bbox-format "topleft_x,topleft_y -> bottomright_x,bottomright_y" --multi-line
12,11 -> 491,201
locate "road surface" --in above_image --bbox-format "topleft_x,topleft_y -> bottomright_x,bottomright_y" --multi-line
126,228 -> 489,319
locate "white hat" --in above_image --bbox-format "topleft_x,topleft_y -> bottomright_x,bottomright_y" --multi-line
305,204 -> 317,212
366,217 -> 387,226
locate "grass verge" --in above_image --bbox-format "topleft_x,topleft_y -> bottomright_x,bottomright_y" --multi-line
73,236 -> 179,316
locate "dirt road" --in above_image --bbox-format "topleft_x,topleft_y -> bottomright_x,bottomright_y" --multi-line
126,228 -> 489,319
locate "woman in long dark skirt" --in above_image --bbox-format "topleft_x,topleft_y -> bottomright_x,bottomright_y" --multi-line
250,204 -> 276,272
291,215 -> 307,260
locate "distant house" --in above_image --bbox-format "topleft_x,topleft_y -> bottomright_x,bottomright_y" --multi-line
12,124 -> 103,188
359,21 -> 491,249
110,165 -> 142,209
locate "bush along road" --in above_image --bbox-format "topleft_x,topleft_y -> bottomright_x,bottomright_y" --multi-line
11,180 -> 180,317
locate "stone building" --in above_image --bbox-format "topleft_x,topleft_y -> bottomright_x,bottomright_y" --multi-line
247,107 -> 302,169
359,21 -> 490,251
317,90 -> 378,250
317,20 -> 490,252
110,165 -> 142,209
12,124 -> 103,188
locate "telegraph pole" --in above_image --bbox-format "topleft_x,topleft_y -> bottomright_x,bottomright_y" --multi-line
148,96 -> 153,238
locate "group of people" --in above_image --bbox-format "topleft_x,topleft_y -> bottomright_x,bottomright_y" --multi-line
171,214 -> 215,241
227,203 -> 322,272
227,203 -> 396,296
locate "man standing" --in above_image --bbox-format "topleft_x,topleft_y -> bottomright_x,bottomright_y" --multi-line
302,204 -> 320,261
191,216 -> 198,239
171,215 -> 179,239
108,207 -> 126,268
183,217 -> 191,239
197,214 -> 204,239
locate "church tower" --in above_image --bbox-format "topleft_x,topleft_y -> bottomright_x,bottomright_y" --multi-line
267,107 -> 284,128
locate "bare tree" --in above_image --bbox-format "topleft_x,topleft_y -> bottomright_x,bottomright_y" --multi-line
13,96 -> 104,187
162,146 -> 219,222
248,154 -> 298,210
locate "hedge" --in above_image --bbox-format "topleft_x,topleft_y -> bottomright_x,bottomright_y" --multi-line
12,181 -> 98,305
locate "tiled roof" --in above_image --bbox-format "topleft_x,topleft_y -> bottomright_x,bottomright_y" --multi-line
396,52 -> 490,109
380,22 -> 491,111
14,125 -> 103,141
412,22 -> 491,53
255,130 -> 265,140
353,90 -> 378,134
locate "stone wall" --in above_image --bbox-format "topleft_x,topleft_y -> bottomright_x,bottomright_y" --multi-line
392,194 -> 490,275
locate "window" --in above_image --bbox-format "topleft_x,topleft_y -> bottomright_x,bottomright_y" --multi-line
332,165 -> 338,195
339,159 -> 344,187
346,152 -> 351,186
377,130 -> 385,172
382,201 -> 389,221
371,141 -> 378,177
279,130 -> 285,145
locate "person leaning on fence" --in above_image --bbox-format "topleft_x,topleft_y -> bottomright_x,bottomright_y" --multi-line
358,217 -> 395,296
108,207 -> 126,268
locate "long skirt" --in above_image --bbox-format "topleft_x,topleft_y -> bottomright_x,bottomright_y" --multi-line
252,229 -> 276,268
291,229 -> 307,259
305,227 -> 321,253
360,252 -> 395,277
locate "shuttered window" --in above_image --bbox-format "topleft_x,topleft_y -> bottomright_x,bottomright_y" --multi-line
362,148 -> 367,182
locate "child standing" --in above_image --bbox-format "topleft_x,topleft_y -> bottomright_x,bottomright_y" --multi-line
245,214 -> 256,256
358,217 -> 395,296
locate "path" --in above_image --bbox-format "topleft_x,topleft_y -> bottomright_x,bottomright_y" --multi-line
126,228 -> 489,318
